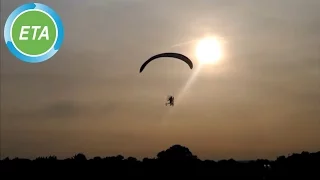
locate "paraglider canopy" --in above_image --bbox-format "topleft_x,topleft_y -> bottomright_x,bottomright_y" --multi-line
139,52 -> 193,73
139,52 -> 193,107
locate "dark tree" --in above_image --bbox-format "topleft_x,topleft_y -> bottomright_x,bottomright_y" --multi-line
157,144 -> 198,161
73,153 -> 87,161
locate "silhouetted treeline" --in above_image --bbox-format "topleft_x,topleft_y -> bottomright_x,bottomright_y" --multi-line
1,145 -> 319,179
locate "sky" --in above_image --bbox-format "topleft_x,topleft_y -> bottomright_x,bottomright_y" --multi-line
1,0 -> 319,160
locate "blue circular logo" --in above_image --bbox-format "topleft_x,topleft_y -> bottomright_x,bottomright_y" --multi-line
3,3 -> 64,63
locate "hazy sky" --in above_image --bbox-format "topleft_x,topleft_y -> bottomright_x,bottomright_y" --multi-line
1,0 -> 319,160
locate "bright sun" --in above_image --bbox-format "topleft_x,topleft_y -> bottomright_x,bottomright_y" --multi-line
196,37 -> 222,64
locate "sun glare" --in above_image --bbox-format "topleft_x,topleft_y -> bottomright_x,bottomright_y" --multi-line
196,37 -> 222,64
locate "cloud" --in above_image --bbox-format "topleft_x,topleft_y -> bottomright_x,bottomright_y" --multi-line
1,100 -> 117,123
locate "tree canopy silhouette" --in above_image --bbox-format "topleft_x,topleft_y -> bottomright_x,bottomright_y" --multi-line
1,144 -> 319,178
157,144 -> 198,161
